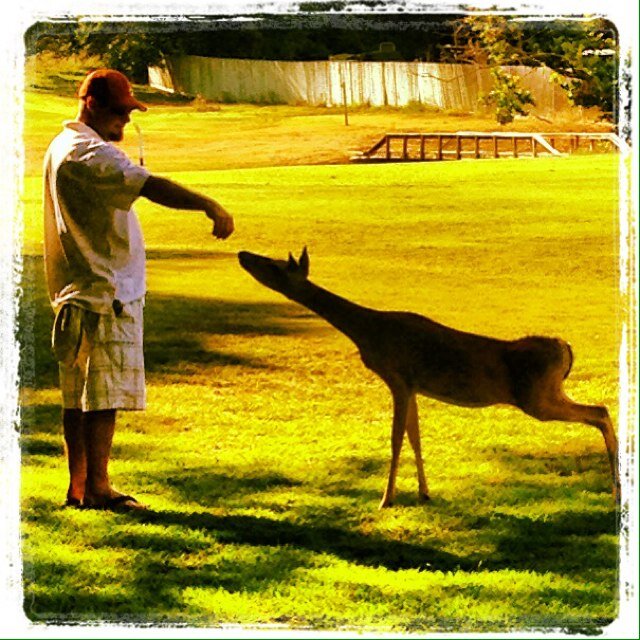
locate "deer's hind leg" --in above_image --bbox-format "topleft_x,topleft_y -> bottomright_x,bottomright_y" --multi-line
522,380 -> 619,501
405,393 -> 430,502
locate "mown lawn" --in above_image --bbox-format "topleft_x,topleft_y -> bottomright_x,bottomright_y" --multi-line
19,83 -> 623,632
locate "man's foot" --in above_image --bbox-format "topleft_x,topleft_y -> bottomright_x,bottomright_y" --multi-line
83,493 -> 148,511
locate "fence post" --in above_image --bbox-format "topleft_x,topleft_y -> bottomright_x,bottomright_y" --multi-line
341,62 -> 349,126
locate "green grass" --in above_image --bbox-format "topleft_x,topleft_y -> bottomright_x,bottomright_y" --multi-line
19,72 -> 622,632
23,62 -> 613,178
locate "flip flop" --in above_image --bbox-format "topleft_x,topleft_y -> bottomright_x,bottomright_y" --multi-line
85,495 -> 148,512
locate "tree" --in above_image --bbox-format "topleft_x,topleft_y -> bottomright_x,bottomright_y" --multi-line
448,14 -> 618,123
30,21 -> 180,83
485,68 -> 535,125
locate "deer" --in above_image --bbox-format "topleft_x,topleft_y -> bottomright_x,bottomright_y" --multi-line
238,248 -> 620,508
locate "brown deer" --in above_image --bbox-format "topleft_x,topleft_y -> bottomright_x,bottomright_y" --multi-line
238,248 -> 619,508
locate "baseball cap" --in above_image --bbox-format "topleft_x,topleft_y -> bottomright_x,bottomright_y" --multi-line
78,69 -> 148,112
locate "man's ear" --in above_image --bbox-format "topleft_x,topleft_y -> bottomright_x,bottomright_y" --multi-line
84,96 -> 98,113
84,95 -> 107,114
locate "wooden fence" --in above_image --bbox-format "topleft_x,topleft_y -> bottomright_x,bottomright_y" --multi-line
149,56 -> 572,117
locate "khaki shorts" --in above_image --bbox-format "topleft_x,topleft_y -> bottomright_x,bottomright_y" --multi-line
53,299 -> 146,411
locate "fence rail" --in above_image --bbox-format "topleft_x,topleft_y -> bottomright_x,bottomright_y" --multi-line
351,132 -> 624,163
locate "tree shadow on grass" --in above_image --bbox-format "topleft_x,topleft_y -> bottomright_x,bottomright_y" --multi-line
26,528 -> 312,626
18,255 -> 309,390
487,445 -> 614,481
22,473 -> 618,627
130,457 -> 618,575
164,467 -> 303,505
485,509 -> 619,573
21,435 -> 63,458
142,293 -> 306,375
23,488 -> 619,577
131,507 -> 468,573
20,403 -> 60,435
124,500 -> 617,577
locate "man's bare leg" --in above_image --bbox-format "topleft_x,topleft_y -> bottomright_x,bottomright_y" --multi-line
83,409 -> 119,505
63,408 -> 87,505
81,409 -> 146,509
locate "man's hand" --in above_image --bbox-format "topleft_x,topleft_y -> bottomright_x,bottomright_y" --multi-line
204,201 -> 235,239
141,175 -> 234,239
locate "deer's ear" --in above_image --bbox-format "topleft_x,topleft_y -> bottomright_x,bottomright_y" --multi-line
299,247 -> 309,277
287,253 -> 298,271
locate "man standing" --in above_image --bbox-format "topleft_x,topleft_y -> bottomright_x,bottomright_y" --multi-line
43,69 -> 234,511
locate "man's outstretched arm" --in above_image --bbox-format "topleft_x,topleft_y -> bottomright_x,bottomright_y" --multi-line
140,175 -> 234,239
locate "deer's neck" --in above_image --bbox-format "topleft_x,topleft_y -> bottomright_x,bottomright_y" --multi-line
290,280 -> 379,346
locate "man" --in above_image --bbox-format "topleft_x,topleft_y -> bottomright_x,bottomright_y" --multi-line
43,69 -> 234,511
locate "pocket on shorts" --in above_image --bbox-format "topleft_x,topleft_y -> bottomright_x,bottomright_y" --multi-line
113,314 -> 140,344
94,301 -> 142,346
115,300 -> 143,344
52,305 -> 99,368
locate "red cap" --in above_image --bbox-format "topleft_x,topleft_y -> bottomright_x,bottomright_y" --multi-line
78,69 -> 147,112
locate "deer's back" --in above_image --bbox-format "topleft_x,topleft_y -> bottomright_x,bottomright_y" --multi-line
350,310 -> 572,409
356,311 -> 515,407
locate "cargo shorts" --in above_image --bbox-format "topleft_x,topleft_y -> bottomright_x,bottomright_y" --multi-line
52,299 -> 146,411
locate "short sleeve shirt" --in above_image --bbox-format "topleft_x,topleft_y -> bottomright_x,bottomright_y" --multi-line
43,121 -> 150,314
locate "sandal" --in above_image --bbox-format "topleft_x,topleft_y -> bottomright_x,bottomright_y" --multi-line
84,494 -> 148,512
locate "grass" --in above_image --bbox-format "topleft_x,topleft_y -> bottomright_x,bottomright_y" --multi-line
23,52 -> 613,178
18,58 -> 623,632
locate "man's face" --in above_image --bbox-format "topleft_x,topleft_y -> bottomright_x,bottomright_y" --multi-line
86,99 -> 134,142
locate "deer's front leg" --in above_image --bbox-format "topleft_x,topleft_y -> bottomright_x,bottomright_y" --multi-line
379,385 -> 409,509
405,393 -> 430,502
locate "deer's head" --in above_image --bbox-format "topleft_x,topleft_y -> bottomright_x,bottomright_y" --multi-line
238,248 -> 310,296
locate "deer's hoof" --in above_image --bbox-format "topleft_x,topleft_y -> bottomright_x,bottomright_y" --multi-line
418,493 -> 431,503
379,498 -> 393,509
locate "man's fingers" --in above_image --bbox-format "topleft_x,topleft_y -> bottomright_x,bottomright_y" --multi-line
206,204 -> 234,239
212,217 -> 234,239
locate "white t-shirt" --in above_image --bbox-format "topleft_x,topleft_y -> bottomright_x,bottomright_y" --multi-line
43,121 -> 150,314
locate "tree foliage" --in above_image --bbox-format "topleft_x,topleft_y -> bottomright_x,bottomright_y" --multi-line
26,15 -> 459,70
485,68 -> 535,125
448,15 -> 618,123
30,22 -> 181,83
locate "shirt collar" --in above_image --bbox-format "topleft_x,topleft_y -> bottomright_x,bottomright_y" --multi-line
63,120 -> 104,141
